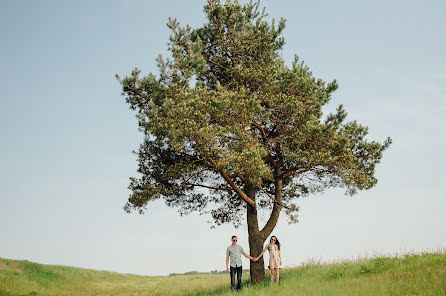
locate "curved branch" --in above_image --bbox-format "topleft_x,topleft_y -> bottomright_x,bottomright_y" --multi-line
207,158 -> 256,208
256,185 -> 292,210
219,169 -> 256,208
260,178 -> 283,238
227,173 -> 247,183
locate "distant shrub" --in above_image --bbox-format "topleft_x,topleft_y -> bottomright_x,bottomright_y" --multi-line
359,265 -> 371,274
358,257 -> 395,276
184,271 -> 198,275
327,266 -> 345,279
372,257 -> 391,266
371,257 -> 394,271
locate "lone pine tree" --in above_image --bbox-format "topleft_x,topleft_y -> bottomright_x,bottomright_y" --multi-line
117,0 -> 391,284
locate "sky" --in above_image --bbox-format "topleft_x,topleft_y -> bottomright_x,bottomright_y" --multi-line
1,0 -> 445,276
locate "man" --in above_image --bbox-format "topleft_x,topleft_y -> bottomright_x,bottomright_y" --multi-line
226,235 -> 257,290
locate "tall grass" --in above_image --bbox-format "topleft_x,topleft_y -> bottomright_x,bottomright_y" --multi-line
195,252 -> 446,296
0,257 -> 230,296
1,251 -> 445,296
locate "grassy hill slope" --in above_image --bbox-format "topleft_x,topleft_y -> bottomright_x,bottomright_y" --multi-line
1,251 -> 445,296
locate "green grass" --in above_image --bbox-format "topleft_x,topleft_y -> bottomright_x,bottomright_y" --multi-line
1,251 -> 445,296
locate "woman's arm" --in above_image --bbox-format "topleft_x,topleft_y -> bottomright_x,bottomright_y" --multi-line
255,244 -> 269,260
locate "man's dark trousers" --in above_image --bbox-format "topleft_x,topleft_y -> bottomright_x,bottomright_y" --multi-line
230,266 -> 242,290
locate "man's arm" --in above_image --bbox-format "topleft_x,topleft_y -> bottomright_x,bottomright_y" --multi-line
226,254 -> 230,272
242,252 -> 255,261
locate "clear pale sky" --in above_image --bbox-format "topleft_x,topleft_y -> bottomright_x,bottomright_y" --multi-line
1,0 -> 445,276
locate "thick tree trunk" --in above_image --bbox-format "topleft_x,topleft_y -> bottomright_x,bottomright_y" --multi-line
246,178 -> 284,284
245,178 -> 284,284
247,207 -> 266,284
246,185 -> 266,284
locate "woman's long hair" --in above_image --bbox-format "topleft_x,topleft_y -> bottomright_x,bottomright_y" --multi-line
270,235 -> 280,250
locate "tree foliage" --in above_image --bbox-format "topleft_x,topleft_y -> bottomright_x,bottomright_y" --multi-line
117,0 -> 391,228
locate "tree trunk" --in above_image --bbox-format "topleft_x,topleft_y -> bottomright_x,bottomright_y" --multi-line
246,185 -> 266,284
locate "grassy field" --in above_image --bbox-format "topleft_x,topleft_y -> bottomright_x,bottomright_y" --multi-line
1,251 -> 445,296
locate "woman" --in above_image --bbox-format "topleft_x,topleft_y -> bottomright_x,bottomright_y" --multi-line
256,235 -> 282,284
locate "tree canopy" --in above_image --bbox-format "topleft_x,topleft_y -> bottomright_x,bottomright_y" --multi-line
118,0 -> 391,230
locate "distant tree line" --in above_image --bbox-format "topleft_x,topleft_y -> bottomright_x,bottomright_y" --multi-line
169,269 -> 249,276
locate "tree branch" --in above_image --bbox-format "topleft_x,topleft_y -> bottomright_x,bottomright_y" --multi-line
218,169 -> 256,208
166,168 -> 207,194
207,158 -> 256,207
260,178 -> 283,238
283,164 -> 335,179
256,185 -> 292,210
187,183 -> 233,191
227,173 -> 247,183
282,164 -> 309,179
251,120 -> 278,168
203,55 -> 230,71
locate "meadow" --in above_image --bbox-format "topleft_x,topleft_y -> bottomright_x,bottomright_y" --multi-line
1,251 -> 445,296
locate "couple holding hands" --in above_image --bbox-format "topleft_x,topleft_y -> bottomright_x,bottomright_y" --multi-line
225,235 -> 282,290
